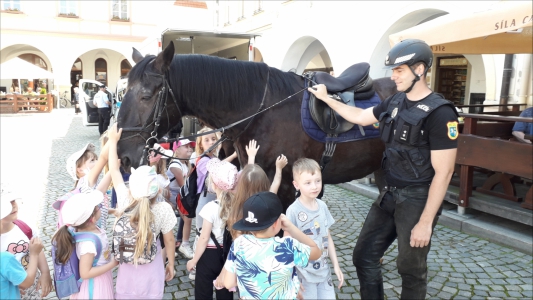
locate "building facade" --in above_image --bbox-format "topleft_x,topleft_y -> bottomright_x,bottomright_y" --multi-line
213,0 -> 532,107
1,0 -> 531,107
0,0 -> 212,98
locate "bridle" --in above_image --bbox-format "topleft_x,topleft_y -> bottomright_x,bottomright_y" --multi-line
119,70 -> 182,165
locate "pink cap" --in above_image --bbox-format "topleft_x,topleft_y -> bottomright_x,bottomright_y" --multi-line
173,139 -> 196,151
206,158 -> 237,191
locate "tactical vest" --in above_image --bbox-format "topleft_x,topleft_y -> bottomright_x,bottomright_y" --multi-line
378,92 -> 458,186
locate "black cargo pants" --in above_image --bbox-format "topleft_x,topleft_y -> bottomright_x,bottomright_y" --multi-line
352,184 -> 441,300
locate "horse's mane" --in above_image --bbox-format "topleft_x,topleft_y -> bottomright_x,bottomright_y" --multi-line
128,54 -> 301,110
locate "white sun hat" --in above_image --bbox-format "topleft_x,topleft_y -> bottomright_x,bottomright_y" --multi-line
129,165 -> 159,199
61,191 -> 103,227
66,143 -> 96,180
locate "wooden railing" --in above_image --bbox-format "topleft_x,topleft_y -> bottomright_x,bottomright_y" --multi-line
456,113 -> 533,210
456,103 -> 526,115
0,94 -> 54,113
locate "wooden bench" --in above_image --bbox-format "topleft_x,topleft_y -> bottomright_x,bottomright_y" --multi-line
456,114 -> 533,210
0,94 -> 53,113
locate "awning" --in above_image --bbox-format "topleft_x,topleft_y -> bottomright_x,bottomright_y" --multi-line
0,57 -> 55,80
389,1 -> 533,54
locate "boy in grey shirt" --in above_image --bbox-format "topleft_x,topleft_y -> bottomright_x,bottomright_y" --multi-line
285,158 -> 344,299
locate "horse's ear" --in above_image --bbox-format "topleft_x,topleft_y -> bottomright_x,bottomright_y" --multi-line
132,47 -> 144,64
154,41 -> 175,73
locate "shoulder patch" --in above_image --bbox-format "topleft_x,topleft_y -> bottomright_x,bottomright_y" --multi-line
447,121 -> 459,140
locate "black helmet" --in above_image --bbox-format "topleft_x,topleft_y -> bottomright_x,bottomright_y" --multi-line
383,39 -> 433,70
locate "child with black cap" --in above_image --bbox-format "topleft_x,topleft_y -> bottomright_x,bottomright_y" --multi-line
222,191 -> 321,299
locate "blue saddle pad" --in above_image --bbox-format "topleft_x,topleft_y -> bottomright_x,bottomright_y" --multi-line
301,85 -> 381,143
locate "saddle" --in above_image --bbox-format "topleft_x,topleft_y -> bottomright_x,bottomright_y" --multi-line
308,62 -> 375,136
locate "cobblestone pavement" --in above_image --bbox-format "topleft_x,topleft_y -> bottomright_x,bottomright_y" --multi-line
1,110 -> 532,300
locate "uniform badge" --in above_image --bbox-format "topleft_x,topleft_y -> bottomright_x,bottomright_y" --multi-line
298,211 -> 308,222
391,107 -> 398,118
447,121 -> 459,140
373,122 -> 379,129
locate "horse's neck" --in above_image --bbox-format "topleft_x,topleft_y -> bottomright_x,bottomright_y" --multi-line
177,69 -> 304,131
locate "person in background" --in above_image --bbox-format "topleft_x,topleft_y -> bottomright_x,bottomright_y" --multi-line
512,106 -> 533,144
93,85 -> 111,136
73,87 -> 81,115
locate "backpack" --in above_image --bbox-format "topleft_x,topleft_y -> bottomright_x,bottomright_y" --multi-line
176,155 -> 209,218
13,220 -> 32,239
112,210 -> 158,265
51,230 -> 102,299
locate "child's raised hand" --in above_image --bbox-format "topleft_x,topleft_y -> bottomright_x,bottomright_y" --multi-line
28,237 -> 43,256
275,154 -> 288,170
108,123 -> 123,142
245,139 -> 260,157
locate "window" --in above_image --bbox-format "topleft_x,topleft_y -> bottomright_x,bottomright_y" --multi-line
59,0 -> 77,16
120,59 -> 132,77
112,0 -> 129,21
3,0 -> 21,11
95,58 -> 107,86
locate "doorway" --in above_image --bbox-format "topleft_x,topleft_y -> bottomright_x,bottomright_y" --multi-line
435,56 -> 468,105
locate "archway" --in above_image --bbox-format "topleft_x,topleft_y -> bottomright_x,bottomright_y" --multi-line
0,44 -> 53,94
281,36 -> 333,75
368,9 -> 448,80
72,48 -> 128,92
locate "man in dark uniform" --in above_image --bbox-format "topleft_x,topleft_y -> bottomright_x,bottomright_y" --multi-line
308,39 -> 459,299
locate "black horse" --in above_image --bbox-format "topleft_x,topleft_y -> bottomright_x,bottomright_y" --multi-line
117,42 -> 397,209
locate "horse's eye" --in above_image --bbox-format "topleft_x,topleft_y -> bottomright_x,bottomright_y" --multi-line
141,96 -> 152,101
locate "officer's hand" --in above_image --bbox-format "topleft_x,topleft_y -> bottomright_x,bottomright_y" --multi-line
410,221 -> 432,248
307,84 -> 329,101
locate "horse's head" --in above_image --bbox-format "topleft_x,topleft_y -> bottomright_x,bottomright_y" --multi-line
117,42 -> 179,169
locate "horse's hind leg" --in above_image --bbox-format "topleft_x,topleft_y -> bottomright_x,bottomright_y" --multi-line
374,168 -> 386,193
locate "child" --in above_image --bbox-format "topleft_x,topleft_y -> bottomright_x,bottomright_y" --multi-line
52,191 -> 117,299
167,138 -> 195,258
1,241 -> 43,300
107,125 -> 177,299
149,143 -> 173,203
226,139 -> 288,241
186,158 -> 237,299
285,158 -> 344,299
223,191 -> 321,299
0,189 -> 53,299
194,127 -> 237,234
65,135 -> 113,229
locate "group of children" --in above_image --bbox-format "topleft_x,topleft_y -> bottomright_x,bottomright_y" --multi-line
1,122 -> 345,300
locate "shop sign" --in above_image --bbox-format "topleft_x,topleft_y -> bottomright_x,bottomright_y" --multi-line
494,15 -> 533,30
439,58 -> 468,66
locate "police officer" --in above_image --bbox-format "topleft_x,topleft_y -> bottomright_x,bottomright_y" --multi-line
308,39 -> 459,299
93,84 -> 111,135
